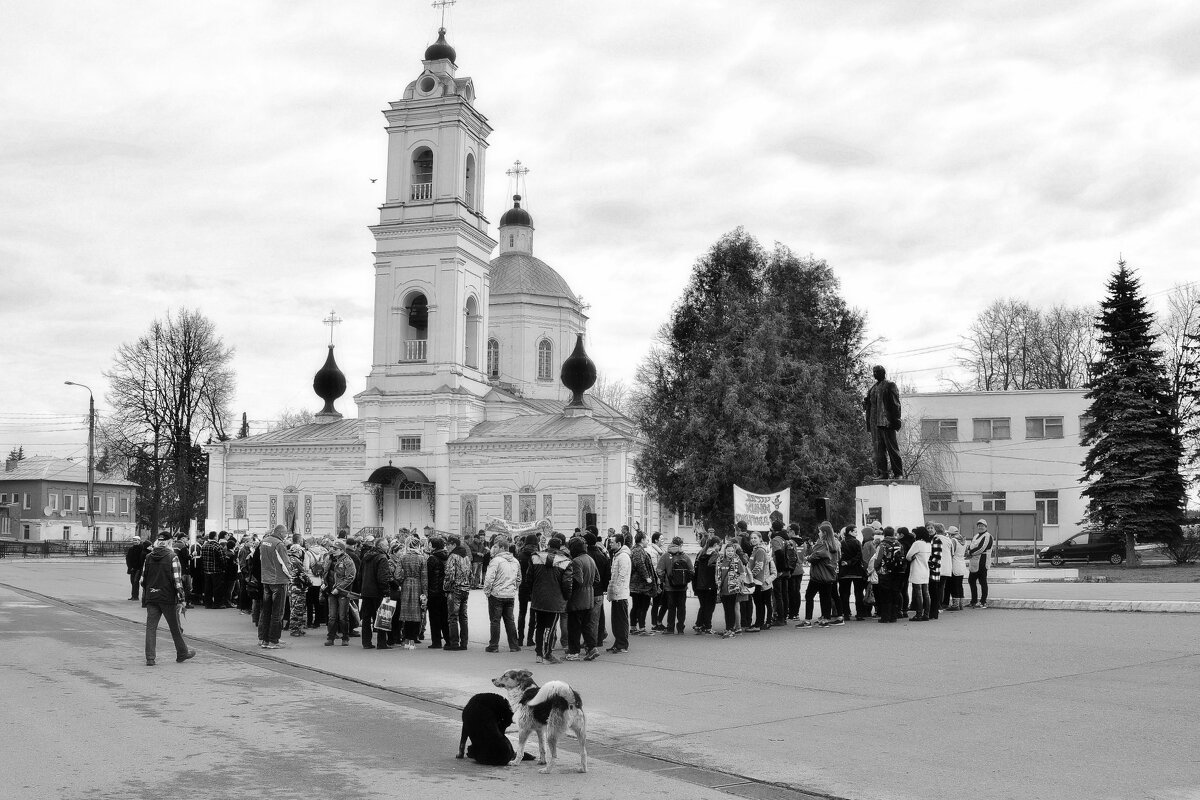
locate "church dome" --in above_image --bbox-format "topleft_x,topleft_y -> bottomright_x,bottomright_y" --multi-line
424,28 -> 456,63
499,194 -> 533,228
489,253 -> 577,304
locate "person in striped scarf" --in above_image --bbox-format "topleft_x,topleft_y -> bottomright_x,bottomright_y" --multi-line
927,522 -> 950,621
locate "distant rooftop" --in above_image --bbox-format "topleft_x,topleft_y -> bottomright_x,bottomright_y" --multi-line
1,456 -> 138,486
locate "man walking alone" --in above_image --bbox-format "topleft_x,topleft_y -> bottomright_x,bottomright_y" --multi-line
141,532 -> 194,666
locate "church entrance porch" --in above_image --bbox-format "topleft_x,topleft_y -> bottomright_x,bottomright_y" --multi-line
364,464 -> 435,537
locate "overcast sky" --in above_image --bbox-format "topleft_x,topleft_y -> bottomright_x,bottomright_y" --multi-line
3,0 -> 1199,459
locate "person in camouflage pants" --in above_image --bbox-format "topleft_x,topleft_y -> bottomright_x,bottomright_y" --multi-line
288,545 -> 308,636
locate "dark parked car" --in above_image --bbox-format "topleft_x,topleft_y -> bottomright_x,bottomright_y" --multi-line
1039,531 -> 1125,566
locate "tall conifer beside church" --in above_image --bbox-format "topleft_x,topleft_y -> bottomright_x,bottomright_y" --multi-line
206,27 -> 661,539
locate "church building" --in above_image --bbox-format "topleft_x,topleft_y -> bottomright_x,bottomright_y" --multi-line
204,28 -> 657,540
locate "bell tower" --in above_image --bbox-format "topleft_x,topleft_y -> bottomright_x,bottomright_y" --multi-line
364,25 -> 496,395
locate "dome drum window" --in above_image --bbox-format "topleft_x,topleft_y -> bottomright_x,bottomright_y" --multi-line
537,339 -> 553,381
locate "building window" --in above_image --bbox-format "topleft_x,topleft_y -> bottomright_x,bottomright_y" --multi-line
49,494 -> 59,511
91,526 -> 99,541
508,234 -> 514,248
62,525 -> 71,541
399,436 -> 422,452
537,339 -> 553,381
78,495 -> 87,512
107,496 -> 116,514
64,494 -> 73,511
487,338 -> 499,378
982,491 -> 1007,512
676,508 -> 695,527
920,419 -> 958,441
1035,490 -> 1059,526
972,418 -> 1011,441
22,524 -> 30,540
0,493 -> 6,503
928,492 -> 952,512
411,146 -> 433,200
464,153 -> 476,208
92,495 -> 100,513
105,527 -> 114,542
397,486 -> 422,500
1026,416 -> 1064,440
23,493 -> 30,509
120,497 -> 130,515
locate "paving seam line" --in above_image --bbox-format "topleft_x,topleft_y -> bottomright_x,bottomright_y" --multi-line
0,581 -> 849,800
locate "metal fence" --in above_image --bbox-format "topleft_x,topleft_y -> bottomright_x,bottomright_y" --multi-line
0,540 -> 132,558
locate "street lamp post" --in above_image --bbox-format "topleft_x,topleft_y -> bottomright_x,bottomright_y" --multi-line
64,381 -> 95,533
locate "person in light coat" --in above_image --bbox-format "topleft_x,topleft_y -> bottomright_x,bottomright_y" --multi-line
606,534 -> 632,654
483,535 -> 522,653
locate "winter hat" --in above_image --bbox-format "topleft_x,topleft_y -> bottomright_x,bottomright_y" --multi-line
976,519 -> 988,528
671,536 -> 684,546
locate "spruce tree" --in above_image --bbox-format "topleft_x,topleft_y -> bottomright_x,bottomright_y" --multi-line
633,229 -> 871,529
1081,260 -> 1185,562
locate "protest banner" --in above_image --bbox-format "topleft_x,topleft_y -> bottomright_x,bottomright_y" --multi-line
732,485 -> 790,532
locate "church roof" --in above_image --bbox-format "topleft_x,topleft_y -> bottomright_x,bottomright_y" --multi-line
450,413 -> 628,445
489,253 -> 579,304
230,419 -> 364,446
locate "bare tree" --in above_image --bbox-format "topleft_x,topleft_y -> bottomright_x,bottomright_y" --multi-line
958,298 -> 1095,390
1157,283 -> 1200,478
102,308 -> 235,534
591,373 -> 634,416
901,424 -> 957,509
268,407 -> 316,432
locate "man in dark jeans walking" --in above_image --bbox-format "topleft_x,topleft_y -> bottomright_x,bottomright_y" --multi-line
125,538 -> 148,600
141,532 -> 195,666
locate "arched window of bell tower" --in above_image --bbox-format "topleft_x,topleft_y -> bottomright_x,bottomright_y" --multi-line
464,296 -> 480,370
401,292 -> 429,363
464,153 -> 476,209
411,147 -> 433,201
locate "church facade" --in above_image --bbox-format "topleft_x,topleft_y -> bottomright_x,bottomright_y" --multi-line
204,29 -> 668,540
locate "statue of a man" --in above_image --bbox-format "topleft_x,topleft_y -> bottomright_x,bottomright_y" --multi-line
863,365 -> 903,480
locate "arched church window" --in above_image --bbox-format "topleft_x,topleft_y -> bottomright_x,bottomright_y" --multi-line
537,339 -> 553,381
464,153 -> 476,208
411,147 -> 433,201
464,296 -> 480,369
487,338 -> 499,378
508,234 -> 514,248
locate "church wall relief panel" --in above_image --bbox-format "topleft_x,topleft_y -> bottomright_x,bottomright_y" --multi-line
542,494 -> 553,523
336,495 -> 351,536
461,494 -> 476,536
304,495 -> 312,535
284,494 -> 299,534
503,495 -> 512,522
269,496 -> 278,529
233,495 -> 247,523
519,494 -> 536,524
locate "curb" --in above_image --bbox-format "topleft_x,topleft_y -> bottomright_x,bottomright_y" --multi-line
988,598 -> 1200,613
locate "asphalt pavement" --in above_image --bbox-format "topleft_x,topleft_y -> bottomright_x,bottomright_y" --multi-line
1,560 -> 1198,800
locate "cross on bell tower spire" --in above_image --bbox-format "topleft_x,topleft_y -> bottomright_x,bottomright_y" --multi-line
432,0 -> 455,27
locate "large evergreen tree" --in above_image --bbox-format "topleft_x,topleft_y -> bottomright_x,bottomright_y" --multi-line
633,229 -> 871,530
1081,261 -> 1185,562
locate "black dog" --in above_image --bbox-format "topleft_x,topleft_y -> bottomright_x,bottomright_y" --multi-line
457,692 -> 533,765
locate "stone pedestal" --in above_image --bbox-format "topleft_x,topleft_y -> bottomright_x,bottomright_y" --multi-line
855,481 -> 924,530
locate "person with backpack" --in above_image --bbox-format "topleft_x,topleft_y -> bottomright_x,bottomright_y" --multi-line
692,536 -> 720,634
746,531 -> 774,631
859,525 -> 882,618
770,525 -> 791,626
528,537 -> 574,664
141,532 -> 195,666
967,519 -> 995,608
797,523 -> 841,628
655,536 -> 693,635
784,523 -> 804,620
872,526 -> 905,623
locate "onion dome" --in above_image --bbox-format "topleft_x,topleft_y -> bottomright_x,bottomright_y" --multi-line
424,27 -> 457,63
499,194 -> 533,228
313,345 -> 347,420
560,334 -> 597,408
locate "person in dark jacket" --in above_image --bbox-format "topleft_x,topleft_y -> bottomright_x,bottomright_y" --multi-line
515,534 -> 539,647
141,533 -> 194,666
528,537 -> 573,665
584,531 -> 610,647
358,540 -> 395,650
691,536 -> 720,634
425,537 -> 450,649
125,539 -> 148,601
564,538 -> 599,661
837,527 -> 867,621
897,526 -> 915,617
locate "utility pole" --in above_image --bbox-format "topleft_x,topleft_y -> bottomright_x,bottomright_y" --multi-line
64,381 -> 95,533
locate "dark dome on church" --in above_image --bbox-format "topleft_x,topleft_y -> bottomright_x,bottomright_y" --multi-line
424,28 -> 456,63
489,253 -> 578,304
499,194 -> 533,228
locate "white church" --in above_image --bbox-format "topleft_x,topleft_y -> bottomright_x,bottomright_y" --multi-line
205,28 -> 663,540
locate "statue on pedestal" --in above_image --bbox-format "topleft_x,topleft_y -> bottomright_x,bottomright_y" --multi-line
863,365 -> 903,481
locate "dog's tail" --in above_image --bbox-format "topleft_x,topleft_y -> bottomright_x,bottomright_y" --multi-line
526,680 -> 581,710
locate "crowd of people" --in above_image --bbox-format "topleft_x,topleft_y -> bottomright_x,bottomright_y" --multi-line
128,517 -> 999,665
